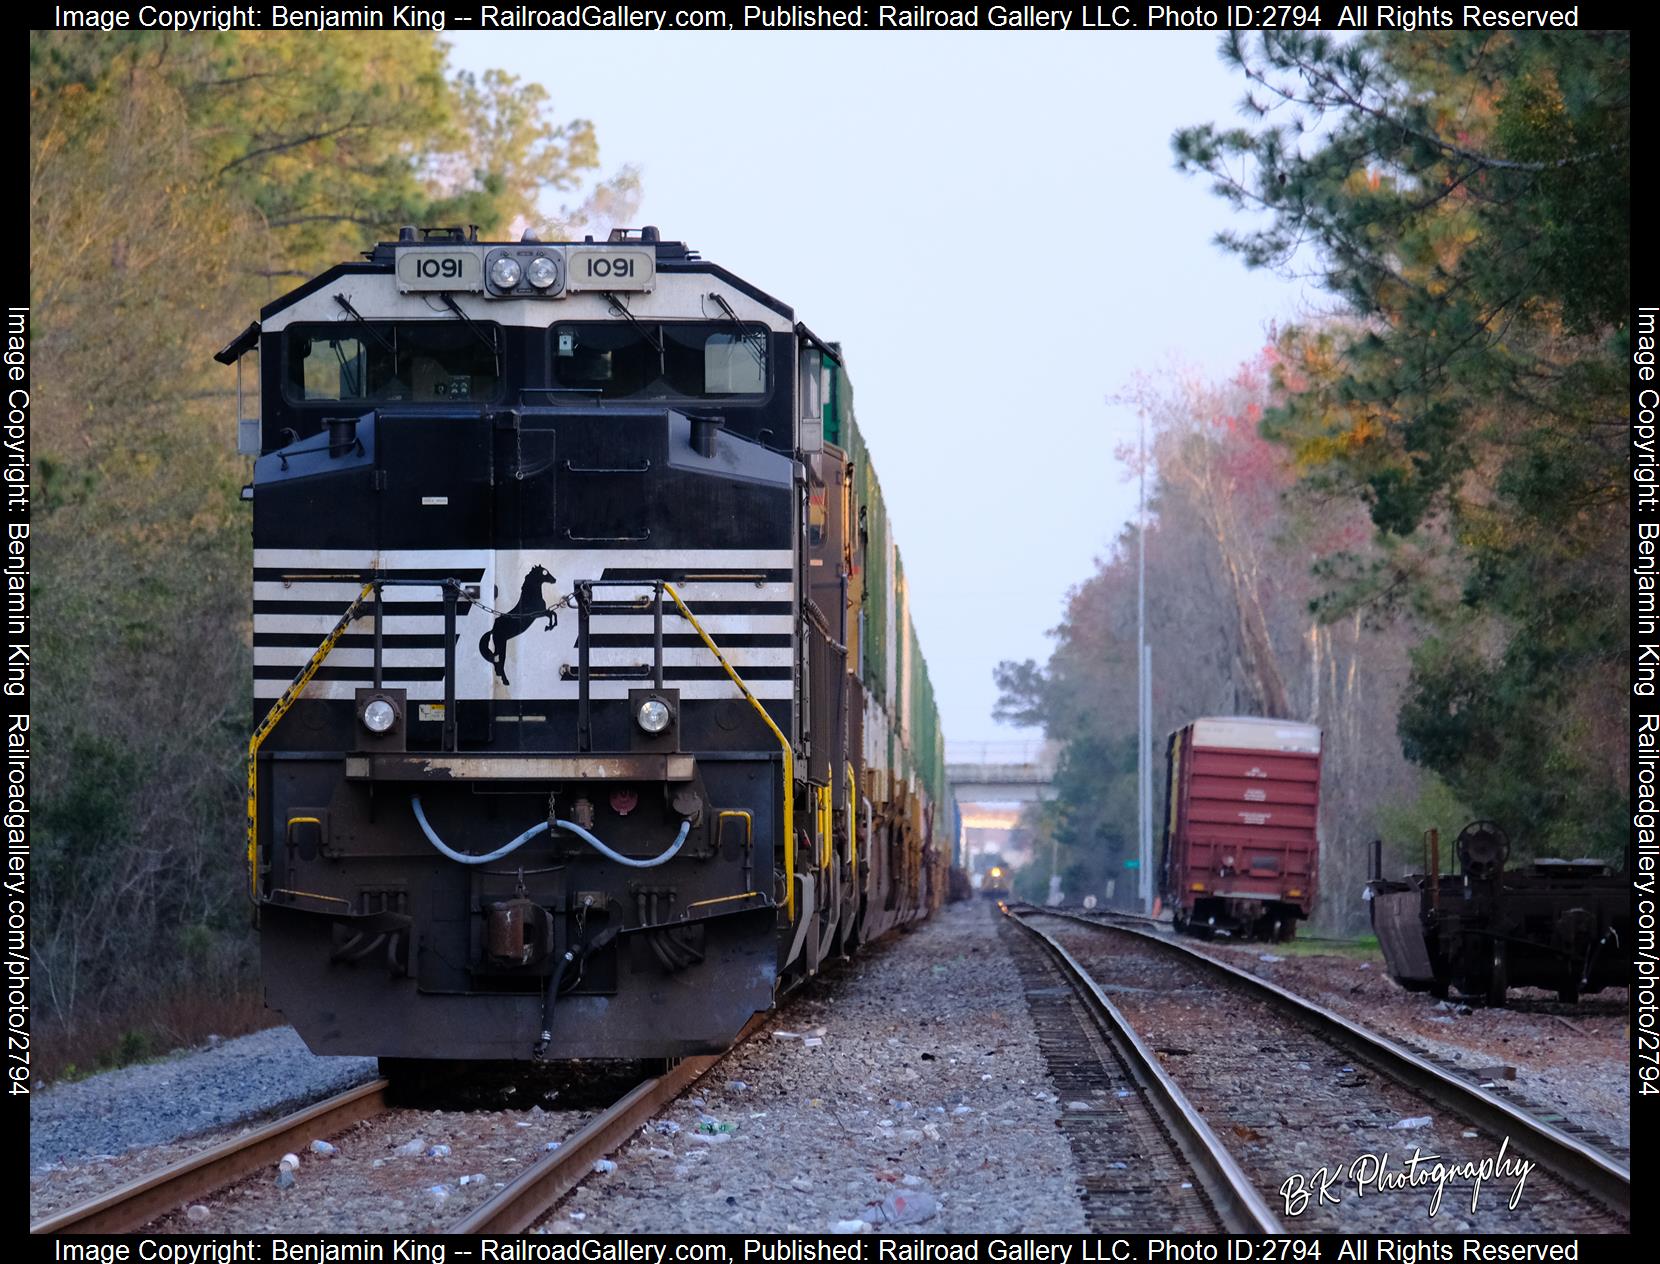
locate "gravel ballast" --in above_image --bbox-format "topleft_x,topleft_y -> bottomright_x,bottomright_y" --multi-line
30,1027 -> 376,1176
536,901 -> 1088,1234
33,903 -> 1087,1233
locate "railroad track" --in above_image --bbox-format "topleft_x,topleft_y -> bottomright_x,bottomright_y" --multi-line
1008,906 -> 1630,1233
1067,907 -> 1632,1169
1001,910 -> 1283,1233
31,1079 -> 392,1234
454,1025 -> 759,1234
34,1020 -> 763,1236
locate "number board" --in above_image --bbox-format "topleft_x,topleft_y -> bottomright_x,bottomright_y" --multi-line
395,249 -> 485,292
565,247 -> 655,293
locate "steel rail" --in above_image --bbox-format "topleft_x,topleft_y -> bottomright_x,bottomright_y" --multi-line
31,1079 -> 390,1235
1004,907 -> 1286,1234
454,1015 -> 768,1233
1030,907 -> 1632,1220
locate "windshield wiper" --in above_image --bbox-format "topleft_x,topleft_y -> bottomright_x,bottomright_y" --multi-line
604,292 -> 664,382
439,293 -> 501,375
604,293 -> 663,353
331,294 -> 397,359
708,292 -> 766,367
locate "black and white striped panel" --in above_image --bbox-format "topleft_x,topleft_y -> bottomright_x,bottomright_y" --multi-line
252,549 -> 794,702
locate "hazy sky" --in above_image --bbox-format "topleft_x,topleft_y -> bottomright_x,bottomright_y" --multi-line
448,32 -> 1315,746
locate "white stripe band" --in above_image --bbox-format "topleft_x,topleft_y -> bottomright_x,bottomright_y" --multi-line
252,646 -> 792,670
253,613 -> 794,637
255,679 -> 794,702
252,548 -> 792,569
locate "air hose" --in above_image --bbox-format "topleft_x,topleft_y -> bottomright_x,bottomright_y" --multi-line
535,920 -> 622,1060
410,797 -> 690,868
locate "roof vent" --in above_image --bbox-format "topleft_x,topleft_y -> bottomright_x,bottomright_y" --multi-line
520,227 -> 540,242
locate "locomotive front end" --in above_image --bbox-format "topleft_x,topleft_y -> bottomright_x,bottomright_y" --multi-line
227,229 -> 805,1061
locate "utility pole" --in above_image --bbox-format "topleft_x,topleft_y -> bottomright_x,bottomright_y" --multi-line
1141,642 -> 1153,911
1136,413 -> 1160,912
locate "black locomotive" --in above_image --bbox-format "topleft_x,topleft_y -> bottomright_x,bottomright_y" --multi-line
219,227 -> 950,1064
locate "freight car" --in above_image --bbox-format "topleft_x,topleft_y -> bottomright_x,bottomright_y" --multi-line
1159,717 -> 1321,941
1367,822 -> 1630,1005
217,226 -> 951,1065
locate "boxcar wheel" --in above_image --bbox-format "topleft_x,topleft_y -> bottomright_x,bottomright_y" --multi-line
1485,942 -> 1508,1007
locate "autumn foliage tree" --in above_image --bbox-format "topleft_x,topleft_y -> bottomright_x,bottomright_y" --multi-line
999,350 -> 1425,929
1176,32 -> 1629,855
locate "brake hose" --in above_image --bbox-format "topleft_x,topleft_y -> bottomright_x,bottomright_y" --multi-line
410,797 -> 691,868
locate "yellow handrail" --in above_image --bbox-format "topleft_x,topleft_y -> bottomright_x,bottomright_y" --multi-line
662,583 -> 797,922
716,809 -> 753,845
716,808 -> 754,894
818,783 -> 833,872
846,762 -> 857,876
686,891 -> 762,911
246,583 -> 374,902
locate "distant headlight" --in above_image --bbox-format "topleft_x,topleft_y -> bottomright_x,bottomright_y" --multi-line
490,256 -> 523,289
526,255 -> 558,289
361,697 -> 397,734
636,697 -> 671,734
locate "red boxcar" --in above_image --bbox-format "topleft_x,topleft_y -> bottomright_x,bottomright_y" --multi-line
1160,717 -> 1322,941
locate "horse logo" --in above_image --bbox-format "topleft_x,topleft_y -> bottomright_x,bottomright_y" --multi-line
478,564 -> 557,686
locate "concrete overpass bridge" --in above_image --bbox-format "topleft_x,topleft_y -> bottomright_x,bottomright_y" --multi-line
947,740 -> 1059,804
947,740 -> 1058,884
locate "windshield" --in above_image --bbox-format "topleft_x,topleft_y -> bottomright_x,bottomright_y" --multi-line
285,322 -> 501,403
552,321 -> 767,399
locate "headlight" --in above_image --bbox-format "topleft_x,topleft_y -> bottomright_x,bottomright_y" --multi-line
489,256 -> 523,289
526,255 -> 559,289
361,697 -> 397,734
636,697 -> 671,734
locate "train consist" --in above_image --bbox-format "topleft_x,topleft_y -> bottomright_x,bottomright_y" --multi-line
1159,717 -> 1321,941
218,226 -> 950,1064
978,865 -> 1011,900
1368,822 -> 1630,1005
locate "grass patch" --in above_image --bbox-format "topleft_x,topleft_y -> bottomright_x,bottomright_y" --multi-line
35,988 -> 281,1086
1276,933 -> 1383,960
